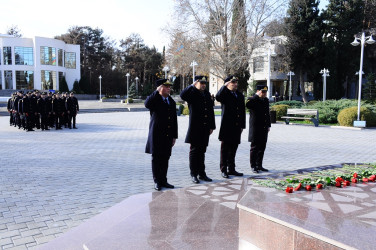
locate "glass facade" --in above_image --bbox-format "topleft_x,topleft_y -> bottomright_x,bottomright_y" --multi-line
15,47 -> 34,65
0,70 -> 2,89
41,70 -> 57,90
16,71 -> 34,89
40,46 -> 56,65
58,49 -> 63,66
58,72 -> 64,84
3,47 -> 12,65
65,52 -> 76,69
5,70 -> 13,89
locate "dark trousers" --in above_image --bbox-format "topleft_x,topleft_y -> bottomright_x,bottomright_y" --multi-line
55,113 -> 63,129
69,113 -> 77,128
152,154 -> 170,184
34,113 -> 40,129
220,141 -> 239,172
189,144 -> 207,177
250,136 -> 268,169
40,114 -> 48,130
9,112 -> 13,125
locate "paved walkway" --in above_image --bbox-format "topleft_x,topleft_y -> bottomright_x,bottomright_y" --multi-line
0,102 -> 375,249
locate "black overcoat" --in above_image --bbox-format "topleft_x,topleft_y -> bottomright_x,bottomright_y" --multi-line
180,85 -> 215,147
215,86 -> 246,144
246,94 -> 271,142
145,91 -> 178,156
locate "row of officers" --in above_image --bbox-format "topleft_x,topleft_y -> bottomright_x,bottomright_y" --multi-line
7,90 -> 79,131
145,75 -> 271,191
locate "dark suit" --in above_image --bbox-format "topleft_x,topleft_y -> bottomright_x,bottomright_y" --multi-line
180,85 -> 215,177
145,91 -> 178,185
52,98 -> 65,129
215,86 -> 246,173
246,94 -> 271,169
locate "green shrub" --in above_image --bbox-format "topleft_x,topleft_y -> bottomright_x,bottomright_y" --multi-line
338,107 -> 376,127
271,104 -> 289,120
307,100 -> 318,106
308,99 -> 360,124
271,100 -> 304,108
182,106 -> 189,115
125,98 -> 134,103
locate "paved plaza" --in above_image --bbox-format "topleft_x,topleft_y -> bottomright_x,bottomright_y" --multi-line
0,101 -> 375,249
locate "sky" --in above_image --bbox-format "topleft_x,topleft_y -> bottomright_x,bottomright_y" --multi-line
1,0 -> 330,52
0,0 -> 175,52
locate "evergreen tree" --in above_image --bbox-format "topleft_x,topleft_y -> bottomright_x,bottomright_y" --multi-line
128,82 -> 137,98
72,80 -> 81,93
285,0 -> 323,103
363,73 -> 376,100
59,76 -> 69,92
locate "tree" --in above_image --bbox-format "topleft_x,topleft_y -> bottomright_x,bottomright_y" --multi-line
363,73 -> 376,100
6,25 -> 22,37
59,76 -> 69,92
72,80 -> 82,93
168,0 -> 286,92
285,0 -> 323,103
128,82 -> 137,98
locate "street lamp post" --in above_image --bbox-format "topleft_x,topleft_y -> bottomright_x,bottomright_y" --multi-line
163,66 -> 169,79
351,32 -> 375,127
319,68 -> 330,101
287,71 -> 295,101
126,73 -> 130,104
266,47 -> 277,99
135,77 -> 139,96
98,75 -> 102,101
190,61 -> 198,83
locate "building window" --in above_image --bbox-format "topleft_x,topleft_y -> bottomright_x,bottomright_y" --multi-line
3,47 -> 12,65
15,47 -> 34,65
41,70 -> 57,90
0,48 -> 1,65
253,56 -> 264,73
65,52 -> 76,69
40,46 -> 56,65
5,70 -> 13,89
16,71 -> 34,89
58,72 -> 64,84
0,70 -> 2,89
58,49 -> 63,66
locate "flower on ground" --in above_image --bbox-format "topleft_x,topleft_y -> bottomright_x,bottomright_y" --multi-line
285,187 -> 293,193
352,178 -> 358,183
305,185 -> 312,191
343,180 -> 350,186
363,177 -> 369,182
316,183 -> 323,189
294,183 -> 302,191
369,175 -> 376,182
353,173 -> 358,178
335,181 -> 342,187
335,177 -> 343,183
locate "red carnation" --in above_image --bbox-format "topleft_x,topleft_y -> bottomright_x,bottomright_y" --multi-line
335,181 -> 342,187
353,173 -> 358,178
316,183 -> 323,189
363,177 -> 369,182
285,187 -> 293,193
369,175 -> 376,182
343,180 -> 350,186
294,183 -> 302,191
352,178 -> 358,183
335,177 -> 343,183
305,185 -> 312,191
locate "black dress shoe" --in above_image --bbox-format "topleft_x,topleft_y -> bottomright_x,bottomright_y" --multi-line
228,170 -> 244,176
251,168 -> 259,173
163,182 -> 174,188
258,167 -> 269,172
154,183 -> 162,191
199,175 -> 212,182
221,172 -> 229,178
192,176 -> 200,184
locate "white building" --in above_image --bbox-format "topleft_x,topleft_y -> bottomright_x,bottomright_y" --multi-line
0,35 -> 80,91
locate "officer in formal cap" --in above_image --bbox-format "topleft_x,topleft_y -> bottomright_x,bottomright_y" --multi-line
180,75 -> 215,184
145,79 -> 178,191
215,75 -> 246,178
246,85 -> 271,173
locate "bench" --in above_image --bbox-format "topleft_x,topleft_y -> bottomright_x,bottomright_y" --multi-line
281,109 -> 319,127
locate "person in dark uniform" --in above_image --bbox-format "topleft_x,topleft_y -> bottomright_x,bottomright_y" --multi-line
13,91 -> 22,128
180,76 -> 215,184
7,93 -> 15,126
68,92 -> 79,129
47,92 -> 54,128
246,85 -> 271,173
145,79 -> 178,191
37,92 -> 50,131
215,76 -> 246,178
52,92 -> 65,130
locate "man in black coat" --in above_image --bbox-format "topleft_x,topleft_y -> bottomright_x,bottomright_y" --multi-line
145,79 -> 178,191
246,85 -> 271,173
180,76 -> 215,184
216,76 -> 246,178
37,92 -> 51,131
52,92 -> 66,130
66,92 -> 79,129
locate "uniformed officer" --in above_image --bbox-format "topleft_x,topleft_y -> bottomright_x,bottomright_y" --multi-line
52,92 -> 65,130
246,85 -> 271,173
215,76 -> 246,178
7,93 -> 15,126
180,76 -> 215,184
67,92 -> 79,129
37,92 -> 50,131
145,79 -> 178,191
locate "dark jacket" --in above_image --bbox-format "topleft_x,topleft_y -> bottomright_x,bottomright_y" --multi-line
246,94 -> 271,142
37,97 -> 50,114
52,98 -> 66,113
215,86 -> 246,144
180,85 -> 215,147
145,91 -> 178,156
68,96 -> 79,113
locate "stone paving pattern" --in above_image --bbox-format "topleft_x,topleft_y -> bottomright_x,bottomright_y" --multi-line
0,101 -> 375,249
